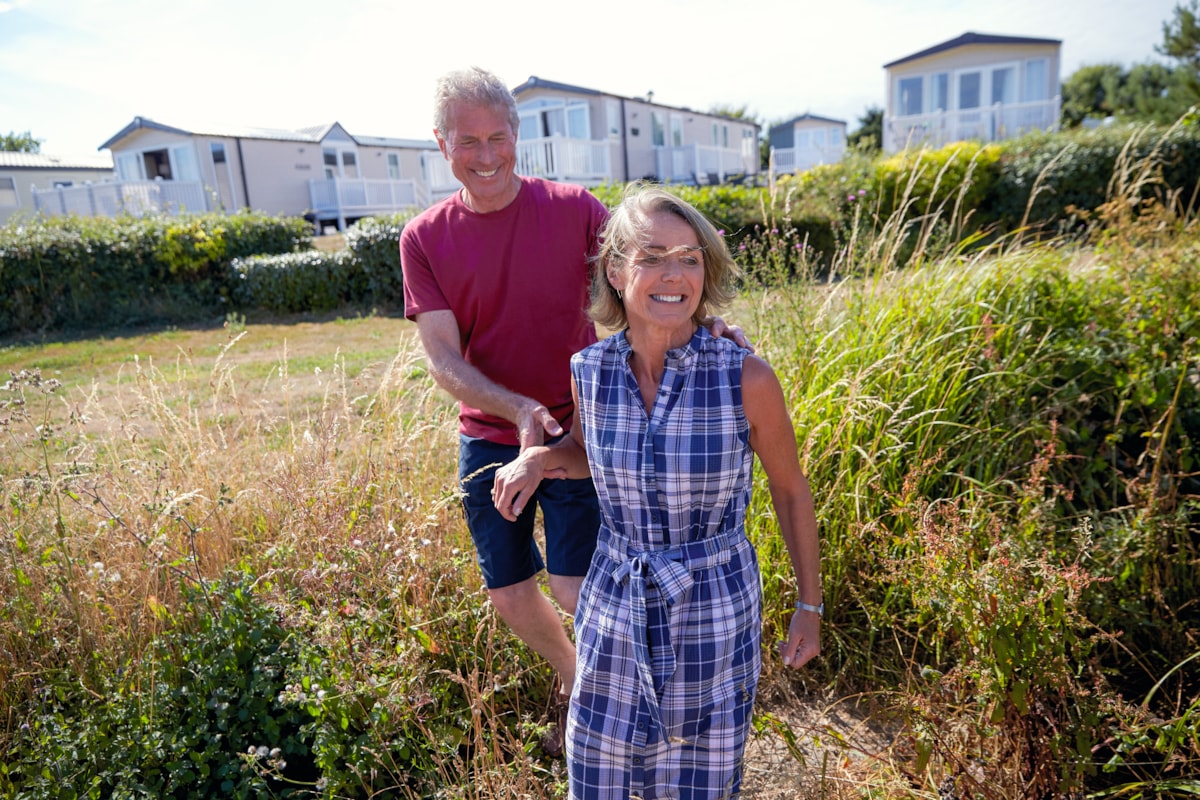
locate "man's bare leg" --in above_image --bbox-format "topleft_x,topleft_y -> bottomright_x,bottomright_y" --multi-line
546,573 -> 583,696
488,575 -> 576,693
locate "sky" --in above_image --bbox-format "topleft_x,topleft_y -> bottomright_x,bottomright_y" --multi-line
0,0 -> 1184,159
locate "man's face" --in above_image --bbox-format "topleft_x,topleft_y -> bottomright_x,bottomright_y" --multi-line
437,101 -> 519,213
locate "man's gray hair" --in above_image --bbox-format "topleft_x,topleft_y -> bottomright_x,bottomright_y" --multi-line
433,67 -> 520,137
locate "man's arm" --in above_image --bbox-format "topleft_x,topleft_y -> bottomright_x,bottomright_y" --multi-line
414,309 -> 562,448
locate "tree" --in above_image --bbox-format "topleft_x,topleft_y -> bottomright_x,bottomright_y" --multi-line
1,130 -> 42,153
707,103 -> 759,125
1061,63 -> 1125,126
1120,62 -> 1184,123
847,106 -> 883,152
1158,0 -> 1200,114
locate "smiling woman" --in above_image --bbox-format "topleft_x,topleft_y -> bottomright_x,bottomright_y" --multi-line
492,183 -> 823,799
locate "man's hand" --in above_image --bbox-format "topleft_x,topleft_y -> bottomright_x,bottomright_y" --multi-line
516,404 -> 563,450
704,316 -> 754,352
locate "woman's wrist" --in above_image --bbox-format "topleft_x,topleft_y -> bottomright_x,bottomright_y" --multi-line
795,600 -> 824,617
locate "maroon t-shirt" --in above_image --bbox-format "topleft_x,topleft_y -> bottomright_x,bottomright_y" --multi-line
401,176 -> 608,445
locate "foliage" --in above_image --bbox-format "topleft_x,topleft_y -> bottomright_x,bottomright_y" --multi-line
0,211 -> 311,336
1061,63 -> 1129,127
847,105 -> 883,153
228,212 -> 413,316
0,335 -> 564,798
5,574 -> 310,798
230,250 -> 358,315
871,140 -> 1002,236
1159,0 -> 1200,118
2,125 -> 1200,798
341,211 -> 414,312
0,130 -> 42,153
745,190 -> 1200,792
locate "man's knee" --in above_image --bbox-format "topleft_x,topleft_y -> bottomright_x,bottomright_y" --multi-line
547,574 -> 583,617
487,577 -> 541,619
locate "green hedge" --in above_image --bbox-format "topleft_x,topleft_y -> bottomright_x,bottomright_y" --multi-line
983,120 -> 1200,234
229,211 -> 410,316
0,211 -> 311,336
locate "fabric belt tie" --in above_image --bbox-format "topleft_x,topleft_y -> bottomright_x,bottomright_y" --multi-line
601,529 -> 736,737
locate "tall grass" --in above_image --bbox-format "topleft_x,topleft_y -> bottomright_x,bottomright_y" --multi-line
2,126 -> 1199,798
742,129 -> 1199,796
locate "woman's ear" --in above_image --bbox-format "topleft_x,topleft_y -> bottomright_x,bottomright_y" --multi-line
607,265 -> 624,293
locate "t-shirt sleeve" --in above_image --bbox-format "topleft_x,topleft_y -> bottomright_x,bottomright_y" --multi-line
400,221 -> 448,321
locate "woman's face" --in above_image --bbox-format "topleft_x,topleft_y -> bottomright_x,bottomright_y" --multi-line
609,210 -> 706,343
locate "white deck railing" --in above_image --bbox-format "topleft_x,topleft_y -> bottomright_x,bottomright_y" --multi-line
517,136 -> 611,184
32,180 -> 210,218
421,136 -> 611,192
307,177 -> 421,229
770,145 -> 847,176
423,157 -> 461,202
884,96 -> 1061,152
656,144 -> 753,184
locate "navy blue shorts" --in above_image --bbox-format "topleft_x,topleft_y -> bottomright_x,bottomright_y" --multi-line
458,434 -> 600,589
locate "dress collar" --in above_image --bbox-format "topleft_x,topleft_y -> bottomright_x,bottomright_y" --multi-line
615,326 -> 705,369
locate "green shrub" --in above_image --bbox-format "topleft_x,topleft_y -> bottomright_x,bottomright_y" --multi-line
984,119 -> 1200,234
872,140 -> 1001,225
230,250 -> 359,315
342,212 -> 412,312
7,574 -> 311,799
0,211 -> 311,336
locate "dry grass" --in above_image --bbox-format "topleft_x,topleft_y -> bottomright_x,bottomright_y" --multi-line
0,312 -> 901,797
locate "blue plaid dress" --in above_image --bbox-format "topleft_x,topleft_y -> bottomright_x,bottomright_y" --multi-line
567,326 -> 762,800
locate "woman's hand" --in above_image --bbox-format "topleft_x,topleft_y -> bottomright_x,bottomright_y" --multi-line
779,608 -> 821,669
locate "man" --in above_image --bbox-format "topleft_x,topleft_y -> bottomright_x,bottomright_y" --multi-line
401,67 -> 745,754
401,69 -> 601,748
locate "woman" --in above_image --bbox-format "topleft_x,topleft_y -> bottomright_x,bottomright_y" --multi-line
493,184 -> 821,798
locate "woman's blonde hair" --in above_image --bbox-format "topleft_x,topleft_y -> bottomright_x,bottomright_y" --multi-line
590,183 -> 740,331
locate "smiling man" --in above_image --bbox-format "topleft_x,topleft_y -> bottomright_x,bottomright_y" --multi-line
399,67 -> 609,756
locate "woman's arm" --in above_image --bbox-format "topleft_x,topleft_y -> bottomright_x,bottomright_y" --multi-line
742,354 -> 821,669
492,379 -> 592,522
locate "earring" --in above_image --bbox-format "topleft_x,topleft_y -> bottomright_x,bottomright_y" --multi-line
616,289 -> 622,300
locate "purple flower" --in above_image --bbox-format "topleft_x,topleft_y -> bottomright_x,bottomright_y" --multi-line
858,189 -> 867,196
847,194 -> 856,201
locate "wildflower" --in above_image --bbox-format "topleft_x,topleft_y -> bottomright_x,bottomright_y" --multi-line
858,188 -> 867,196
847,194 -> 856,201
